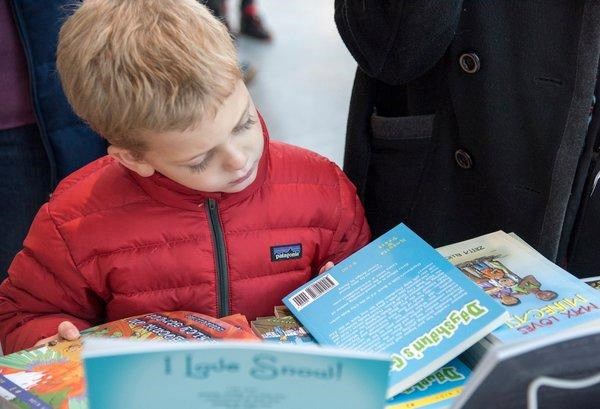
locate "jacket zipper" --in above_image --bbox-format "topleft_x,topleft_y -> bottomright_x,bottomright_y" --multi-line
206,198 -> 229,317
10,0 -> 58,189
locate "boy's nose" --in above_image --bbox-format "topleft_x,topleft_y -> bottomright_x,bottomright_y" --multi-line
223,145 -> 247,170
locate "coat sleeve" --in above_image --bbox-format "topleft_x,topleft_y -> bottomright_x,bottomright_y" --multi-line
0,204 -> 103,354
334,0 -> 463,84
321,167 -> 371,267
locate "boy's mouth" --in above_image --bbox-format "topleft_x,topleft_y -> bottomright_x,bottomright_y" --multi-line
230,161 -> 257,185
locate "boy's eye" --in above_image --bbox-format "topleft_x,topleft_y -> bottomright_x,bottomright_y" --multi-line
189,152 -> 214,173
233,115 -> 257,134
243,115 -> 257,130
186,115 -> 256,174
189,161 -> 209,173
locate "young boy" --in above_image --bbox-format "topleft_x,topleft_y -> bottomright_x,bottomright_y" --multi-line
0,0 -> 369,354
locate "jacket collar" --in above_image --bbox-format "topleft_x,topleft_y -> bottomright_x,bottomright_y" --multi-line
129,114 -> 270,211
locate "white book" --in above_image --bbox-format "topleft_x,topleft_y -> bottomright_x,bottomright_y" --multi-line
437,231 -> 600,345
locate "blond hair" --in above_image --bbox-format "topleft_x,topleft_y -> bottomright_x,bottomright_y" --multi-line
57,0 -> 241,152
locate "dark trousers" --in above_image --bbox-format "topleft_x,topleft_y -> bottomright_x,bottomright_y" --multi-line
203,0 -> 254,19
0,123 -> 50,280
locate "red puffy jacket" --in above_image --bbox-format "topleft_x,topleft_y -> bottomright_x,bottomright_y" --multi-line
0,124 -> 369,353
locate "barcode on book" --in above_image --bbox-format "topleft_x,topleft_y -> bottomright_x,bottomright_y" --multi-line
290,274 -> 339,311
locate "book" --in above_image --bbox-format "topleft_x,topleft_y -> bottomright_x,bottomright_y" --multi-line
282,223 -> 508,398
436,231 -> 600,345
273,305 -> 292,318
452,324 -> 600,409
0,311 -> 258,409
82,338 -> 391,409
250,306 -> 315,344
250,316 -> 316,344
385,358 -> 470,409
583,276 -> 600,291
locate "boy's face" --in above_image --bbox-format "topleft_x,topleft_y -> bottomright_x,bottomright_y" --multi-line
114,80 -> 264,193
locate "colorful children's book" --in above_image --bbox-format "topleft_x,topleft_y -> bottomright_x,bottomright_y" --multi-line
250,316 -> 316,344
282,223 -> 508,399
385,358 -> 470,409
83,338 -> 391,409
0,311 -> 258,409
436,231 -> 600,345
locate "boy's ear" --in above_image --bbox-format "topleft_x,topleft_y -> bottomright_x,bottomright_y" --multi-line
107,145 -> 156,177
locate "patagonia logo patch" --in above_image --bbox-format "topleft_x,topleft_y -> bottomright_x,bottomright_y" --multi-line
270,243 -> 302,262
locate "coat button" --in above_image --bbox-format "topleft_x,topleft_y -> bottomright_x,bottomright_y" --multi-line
459,53 -> 480,74
455,149 -> 473,169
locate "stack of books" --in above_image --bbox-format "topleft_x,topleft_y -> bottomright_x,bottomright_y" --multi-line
0,311 -> 258,409
2,224 -> 599,408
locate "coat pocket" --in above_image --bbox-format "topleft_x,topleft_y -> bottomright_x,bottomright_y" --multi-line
365,114 -> 434,237
371,113 -> 434,143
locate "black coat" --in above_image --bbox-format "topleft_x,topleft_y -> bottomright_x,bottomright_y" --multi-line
335,0 -> 600,277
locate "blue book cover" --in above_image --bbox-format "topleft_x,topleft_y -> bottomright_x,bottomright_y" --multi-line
83,339 -> 390,409
386,358 -> 470,409
437,231 -> 600,344
283,223 -> 508,398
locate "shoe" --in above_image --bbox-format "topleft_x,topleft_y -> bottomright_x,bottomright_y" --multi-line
240,61 -> 257,84
240,12 -> 272,42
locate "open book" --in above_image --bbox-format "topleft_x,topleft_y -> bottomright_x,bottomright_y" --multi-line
282,223 -> 508,398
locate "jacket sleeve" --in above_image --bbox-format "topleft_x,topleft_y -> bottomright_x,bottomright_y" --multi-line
0,204 -> 103,354
322,167 -> 371,267
334,0 -> 463,84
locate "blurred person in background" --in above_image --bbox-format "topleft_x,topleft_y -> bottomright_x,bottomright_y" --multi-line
204,0 -> 272,41
0,0 -> 105,279
202,0 -> 272,83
